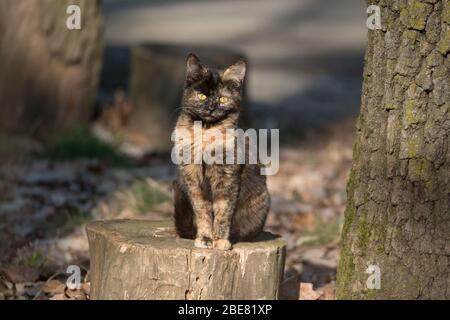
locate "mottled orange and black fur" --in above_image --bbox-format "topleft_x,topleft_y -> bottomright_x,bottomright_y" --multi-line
173,54 -> 270,250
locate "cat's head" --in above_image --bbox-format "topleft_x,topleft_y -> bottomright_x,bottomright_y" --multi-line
181,53 -> 246,124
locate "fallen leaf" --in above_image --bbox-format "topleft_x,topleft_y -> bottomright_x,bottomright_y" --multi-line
0,266 -> 40,283
65,289 -> 86,300
42,280 -> 66,294
295,235 -> 319,246
81,282 -> 90,295
1,279 -> 14,290
299,282 -> 321,300
49,293 -> 66,300
24,282 -> 43,297
0,279 -> 14,298
15,283 -> 26,296
293,212 -> 317,231
317,282 -> 336,300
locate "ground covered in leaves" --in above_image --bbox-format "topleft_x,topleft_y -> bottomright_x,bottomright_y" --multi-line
0,120 -> 354,300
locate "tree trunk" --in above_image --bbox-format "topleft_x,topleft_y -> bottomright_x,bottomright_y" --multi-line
0,0 -> 103,140
337,0 -> 449,299
86,220 -> 286,300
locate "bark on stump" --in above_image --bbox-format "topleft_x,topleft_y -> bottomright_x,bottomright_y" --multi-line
86,220 -> 286,300
128,44 -> 248,152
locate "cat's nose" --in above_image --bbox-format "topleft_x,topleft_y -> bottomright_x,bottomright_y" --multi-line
207,104 -> 217,113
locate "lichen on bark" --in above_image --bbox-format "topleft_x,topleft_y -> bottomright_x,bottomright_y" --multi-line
337,0 -> 449,299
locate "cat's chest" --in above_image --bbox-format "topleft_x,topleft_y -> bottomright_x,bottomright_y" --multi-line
181,163 -> 224,196
196,126 -> 234,150
175,125 -> 235,153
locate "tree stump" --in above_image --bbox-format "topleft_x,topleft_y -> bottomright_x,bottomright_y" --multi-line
86,220 -> 286,300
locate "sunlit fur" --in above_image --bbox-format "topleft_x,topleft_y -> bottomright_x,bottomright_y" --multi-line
174,54 -> 270,250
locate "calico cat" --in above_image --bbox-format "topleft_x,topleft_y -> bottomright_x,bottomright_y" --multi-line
173,54 -> 270,250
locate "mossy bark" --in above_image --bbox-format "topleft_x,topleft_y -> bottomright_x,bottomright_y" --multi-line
337,0 -> 449,299
0,0 -> 103,139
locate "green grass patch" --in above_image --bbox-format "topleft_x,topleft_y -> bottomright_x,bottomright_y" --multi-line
131,179 -> 172,214
291,190 -> 303,202
13,247 -> 47,271
63,209 -> 92,229
45,127 -> 131,166
296,216 -> 344,247
38,208 -> 92,238
0,216 -> 7,225
56,208 -> 91,233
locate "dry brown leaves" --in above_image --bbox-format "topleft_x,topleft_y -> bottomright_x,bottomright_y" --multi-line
280,275 -> 336,300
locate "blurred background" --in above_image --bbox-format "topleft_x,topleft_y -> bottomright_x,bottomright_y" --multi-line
0,0 -> 366,300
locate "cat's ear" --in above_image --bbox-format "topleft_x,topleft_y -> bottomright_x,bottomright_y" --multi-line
185,53 -> 207,86
222,60 -> 247,85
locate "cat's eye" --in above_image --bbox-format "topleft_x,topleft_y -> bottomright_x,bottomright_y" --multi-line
219,96 -> 229,104
197,93 -> 207,101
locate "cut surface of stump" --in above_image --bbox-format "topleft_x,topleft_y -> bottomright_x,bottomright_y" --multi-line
87,219 -> 286,300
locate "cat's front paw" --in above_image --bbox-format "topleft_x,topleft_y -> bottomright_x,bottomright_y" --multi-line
194,237 -> 213,249
213,239 -> 232,251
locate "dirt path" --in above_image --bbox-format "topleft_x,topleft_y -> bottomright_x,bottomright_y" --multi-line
103,0 -> 367,131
